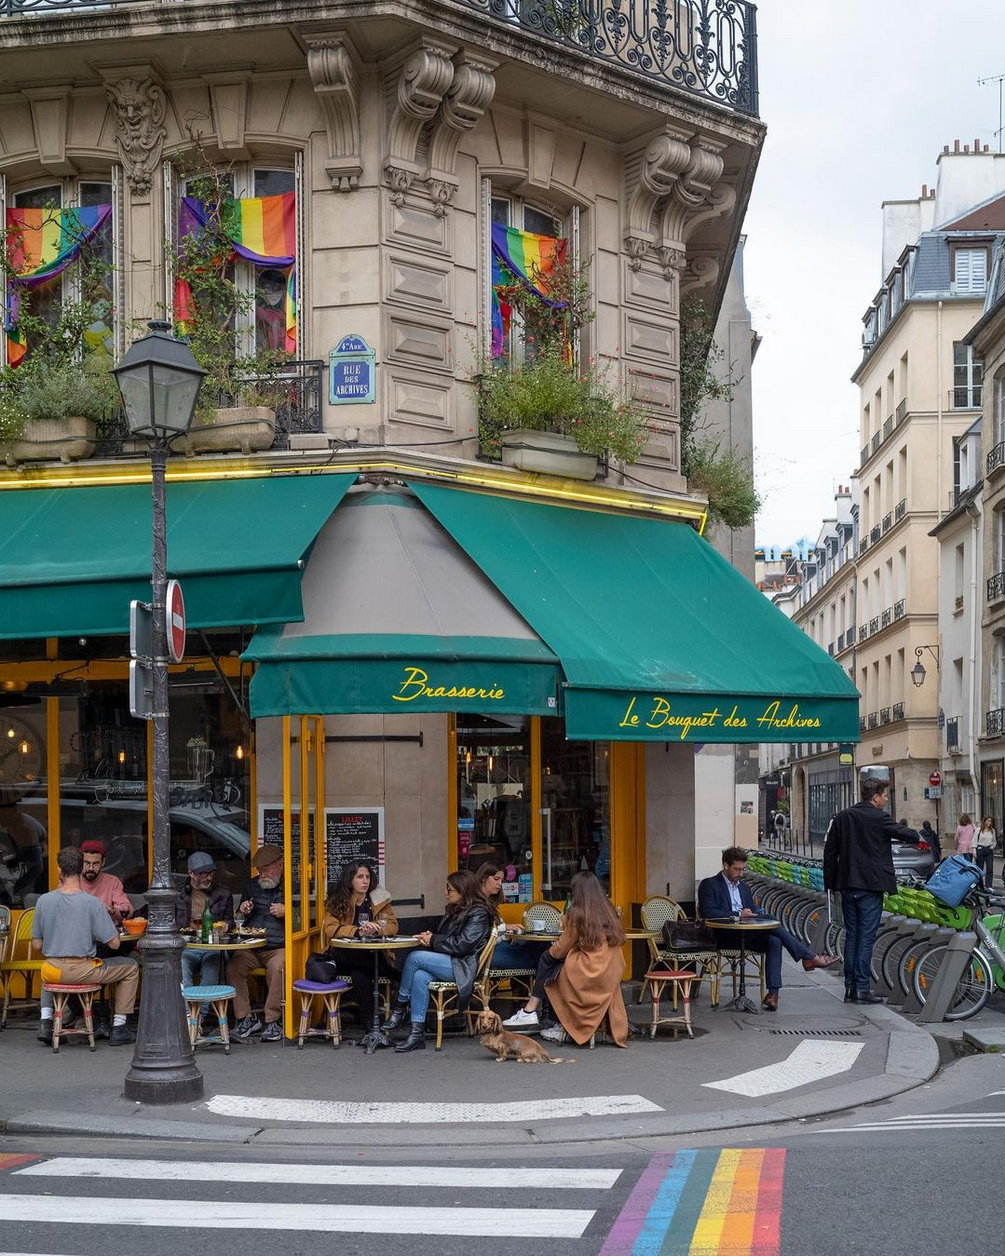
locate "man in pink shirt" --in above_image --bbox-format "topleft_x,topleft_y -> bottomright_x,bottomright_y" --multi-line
80,840 -> 132,924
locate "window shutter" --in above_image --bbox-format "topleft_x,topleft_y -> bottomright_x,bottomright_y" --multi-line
955,248 -> 987,294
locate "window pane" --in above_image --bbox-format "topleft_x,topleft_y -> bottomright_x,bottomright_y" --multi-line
255,267 -> 291,355
456,715 -> 531,903
80,182 -> 115,361
491,197 -> 510,227
0,703 -> 47,908
540,718 -> 610,901
253,169 -> 295,198
524,205 -> 561,237
14,185 -> 62,210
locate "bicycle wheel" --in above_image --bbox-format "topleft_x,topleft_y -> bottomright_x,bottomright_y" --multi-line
913,945 -> 993,1020
790,899 -> 815,946
825,922 -> 846,960
897,938 -> 937,998
869,926 -> 901,985
881,933 -> 916,991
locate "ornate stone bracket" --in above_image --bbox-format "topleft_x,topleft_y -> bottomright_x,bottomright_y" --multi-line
306,33 -> 363,193
103,72 -> 166,199
623,130 -> 730,281
384,38 -> 456,200
425,51 -> 496,212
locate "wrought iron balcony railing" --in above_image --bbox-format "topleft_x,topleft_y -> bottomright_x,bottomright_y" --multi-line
870,432 -> 880,455
869,616 -> 879,636
987,708 -> 1005,738
846,625 -> 856,644
882,512 -> 892,534
859,623 -> 869,641
880,707 -> 891,725
895,497 -> 906,521
837,632 -> 845,652
881,606 -> 892,628
1,0 -> 760,114
896,399 -> 907,422
892,701 -> 904,721
859,716 -> 867,732
868,711 -> 878,729
883,416 -> 893,441
988,442 -> 1005,476
870,525 -> 881,544
859,536 -> 869,555
861,444 -> 869,468
893,598 -> 905,620
988,571 -> 1005,602
94,359 -> 324,455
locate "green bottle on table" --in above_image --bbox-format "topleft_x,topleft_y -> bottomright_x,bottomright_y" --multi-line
201,901 -> 213,944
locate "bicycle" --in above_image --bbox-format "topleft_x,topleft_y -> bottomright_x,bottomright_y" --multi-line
912,885 -> 1005,1020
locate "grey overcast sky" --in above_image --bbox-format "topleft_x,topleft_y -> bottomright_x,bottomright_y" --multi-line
745,0 -> 1005,551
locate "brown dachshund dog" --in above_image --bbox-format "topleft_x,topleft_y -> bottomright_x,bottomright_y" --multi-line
475,1009 -> 575,1064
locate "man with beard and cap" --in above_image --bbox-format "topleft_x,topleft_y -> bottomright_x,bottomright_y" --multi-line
79,840 -> 132,925
228,843 -> 286,1042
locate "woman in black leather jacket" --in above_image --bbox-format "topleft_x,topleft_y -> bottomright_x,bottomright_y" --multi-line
382,869 -> 494,1053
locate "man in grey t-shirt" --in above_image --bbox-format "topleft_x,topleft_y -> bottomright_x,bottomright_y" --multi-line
32,846 -> 139,1046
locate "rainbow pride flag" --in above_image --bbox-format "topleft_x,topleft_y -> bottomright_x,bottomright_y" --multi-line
177,193 -> 297,353
491,222 -> 566,356
5,204 -> 111,365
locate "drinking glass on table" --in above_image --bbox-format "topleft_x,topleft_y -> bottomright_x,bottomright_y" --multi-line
357,909 -> 371,936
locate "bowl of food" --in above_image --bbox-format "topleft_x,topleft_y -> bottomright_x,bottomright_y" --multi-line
122,917 -> 147,937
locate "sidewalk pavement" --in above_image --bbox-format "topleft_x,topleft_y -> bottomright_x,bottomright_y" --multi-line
0,964 -> 939,1149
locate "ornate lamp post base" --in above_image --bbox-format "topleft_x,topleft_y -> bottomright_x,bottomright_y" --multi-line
123,888 -> 204,1104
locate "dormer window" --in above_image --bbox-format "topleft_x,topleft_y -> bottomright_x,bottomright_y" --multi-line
954,247 -> 988,295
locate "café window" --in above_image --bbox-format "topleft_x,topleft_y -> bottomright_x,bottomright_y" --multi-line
172,160 -> 301,361
0,702 -> 47,909
455,714 -> 611,906
4,175 -> 119,368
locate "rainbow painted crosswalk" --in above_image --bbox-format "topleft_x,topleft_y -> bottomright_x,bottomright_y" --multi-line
600,1148 -> 785,1255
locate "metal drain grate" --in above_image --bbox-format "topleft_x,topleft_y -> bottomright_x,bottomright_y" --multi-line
769,1028 -> 863,1037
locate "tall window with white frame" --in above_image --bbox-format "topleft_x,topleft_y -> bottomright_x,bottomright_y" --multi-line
953,342 -> 983,409
994,366 -> 1005,449
489,192 -> 569,361
954,247 -> 988,295
6,178 -> 116,367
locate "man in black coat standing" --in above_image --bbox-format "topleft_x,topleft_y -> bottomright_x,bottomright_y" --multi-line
823,776 -> 919,1004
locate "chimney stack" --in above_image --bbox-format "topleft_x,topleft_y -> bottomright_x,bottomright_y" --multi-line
954,139 -> 961,153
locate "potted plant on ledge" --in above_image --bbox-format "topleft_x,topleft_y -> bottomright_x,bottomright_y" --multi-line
0,358 -> 116,467
477,252 -> 650,478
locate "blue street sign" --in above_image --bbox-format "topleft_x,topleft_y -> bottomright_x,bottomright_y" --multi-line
330,334 -> 376,405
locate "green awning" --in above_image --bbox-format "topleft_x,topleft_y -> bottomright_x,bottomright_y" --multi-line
0,473 -> 355,640
245,490 -> 561,716
411,483 -> 861,743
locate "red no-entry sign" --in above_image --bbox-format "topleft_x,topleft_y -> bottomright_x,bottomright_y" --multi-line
929,771 -> 942,787
167,579 -> 186,664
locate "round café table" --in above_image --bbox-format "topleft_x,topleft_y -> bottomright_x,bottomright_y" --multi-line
520,928 -> 659,944
327,935 -> 418,1054
703,915 -> 779,1014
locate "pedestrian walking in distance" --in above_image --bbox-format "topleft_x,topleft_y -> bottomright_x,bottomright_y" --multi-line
974,817 -> 997,889
823,776 -> 920,1004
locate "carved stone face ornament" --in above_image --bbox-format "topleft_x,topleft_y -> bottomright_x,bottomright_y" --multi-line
106,77 -> 166,198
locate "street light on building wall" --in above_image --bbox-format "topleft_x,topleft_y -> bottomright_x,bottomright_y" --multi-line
113,320 -> 206,1104
910,644 -> 941,689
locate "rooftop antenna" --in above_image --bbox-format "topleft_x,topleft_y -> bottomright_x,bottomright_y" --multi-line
978,73 -> 1005,153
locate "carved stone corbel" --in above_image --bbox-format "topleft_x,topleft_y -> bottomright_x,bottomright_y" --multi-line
306,33 -> 363,193
661,143 -> 728,243
425,51 -> 496,210
22,87 -> 74,176
103,73 -> 166,198
383,38 -> 456,196
623,130 -> 693,261
679,250 -> 721,296
655,245 -> 686,281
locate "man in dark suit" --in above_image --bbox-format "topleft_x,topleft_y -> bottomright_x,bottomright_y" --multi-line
698,846 -> 839,1010
824,775 -> 919,1005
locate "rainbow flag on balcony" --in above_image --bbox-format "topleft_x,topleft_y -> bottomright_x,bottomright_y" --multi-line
175,193 -> 297,354
490,223 -> 566,356
4,204 -> 111,366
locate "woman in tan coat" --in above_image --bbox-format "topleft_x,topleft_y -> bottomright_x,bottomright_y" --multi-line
309,861 -> 398,1023
502,871 -> 629,1047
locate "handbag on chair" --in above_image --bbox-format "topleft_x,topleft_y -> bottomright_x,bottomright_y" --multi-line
661,919 -> 718,951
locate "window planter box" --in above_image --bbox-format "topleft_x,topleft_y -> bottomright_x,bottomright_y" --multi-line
172,406 -> 276,456
3,416 -> 96,467
498,429 -> 598,481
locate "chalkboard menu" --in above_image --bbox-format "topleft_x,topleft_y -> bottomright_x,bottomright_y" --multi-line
325,807 -> 385,887
257,805 -> 315,885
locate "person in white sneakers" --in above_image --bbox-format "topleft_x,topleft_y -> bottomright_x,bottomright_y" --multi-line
502,871 -> 629,1047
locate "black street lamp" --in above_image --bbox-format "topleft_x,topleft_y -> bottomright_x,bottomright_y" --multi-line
113,320 -> 206,1104
910,644 -> 941,689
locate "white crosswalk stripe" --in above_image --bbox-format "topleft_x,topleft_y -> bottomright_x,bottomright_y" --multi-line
833,1113 -> 1005,1133
0,1155 -> 616,1240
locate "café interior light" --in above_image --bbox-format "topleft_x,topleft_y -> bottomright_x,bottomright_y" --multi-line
112,320 -> 206,441
235,744 -> 245,761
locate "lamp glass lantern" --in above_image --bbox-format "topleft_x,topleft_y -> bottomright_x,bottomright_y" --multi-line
911,660 -> 926,688
112,320 -> 205,441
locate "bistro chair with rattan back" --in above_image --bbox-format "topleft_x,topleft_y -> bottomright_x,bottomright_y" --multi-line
522,901 -> 563,933
1,908 -> 44,1026
640,895 -> 720,1004
0,904 -> 9,1011
427,932 -> 497,1051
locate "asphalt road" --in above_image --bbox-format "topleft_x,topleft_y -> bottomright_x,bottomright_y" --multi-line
1,1051 -> 1002,1255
